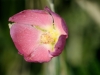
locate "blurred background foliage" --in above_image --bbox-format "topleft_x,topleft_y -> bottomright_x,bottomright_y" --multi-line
0,0 -> 100,75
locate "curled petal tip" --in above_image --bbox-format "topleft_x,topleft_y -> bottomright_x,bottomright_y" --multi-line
44,6 -> 52,12
49,35 -> 66,56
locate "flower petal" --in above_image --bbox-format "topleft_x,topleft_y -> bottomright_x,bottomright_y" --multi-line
44,7 -> 68,38
9,10 -> 53,28
24,45 -> 53,63
10,23 -> 41,56
49,35 -> 66,56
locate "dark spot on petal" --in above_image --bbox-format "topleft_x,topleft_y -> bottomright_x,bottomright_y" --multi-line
31,25 -> 33,27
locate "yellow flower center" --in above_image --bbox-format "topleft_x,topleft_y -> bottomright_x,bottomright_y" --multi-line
40,33 -> 55,44
40,25 -> 59,51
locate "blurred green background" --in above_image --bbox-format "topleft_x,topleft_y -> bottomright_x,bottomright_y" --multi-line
0,0 -> 100,75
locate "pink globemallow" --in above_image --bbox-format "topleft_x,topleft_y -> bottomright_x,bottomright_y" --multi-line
8,7 -> 68,63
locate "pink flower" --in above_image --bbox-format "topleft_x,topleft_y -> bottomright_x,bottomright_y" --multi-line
9,7 -> 68,63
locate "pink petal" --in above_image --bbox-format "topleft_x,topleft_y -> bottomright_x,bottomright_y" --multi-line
49,35 -> 66,56
10,23 -> 41,57
44,7 -> 68,38
9,10 -> 53,28
24,45 -> 53,63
